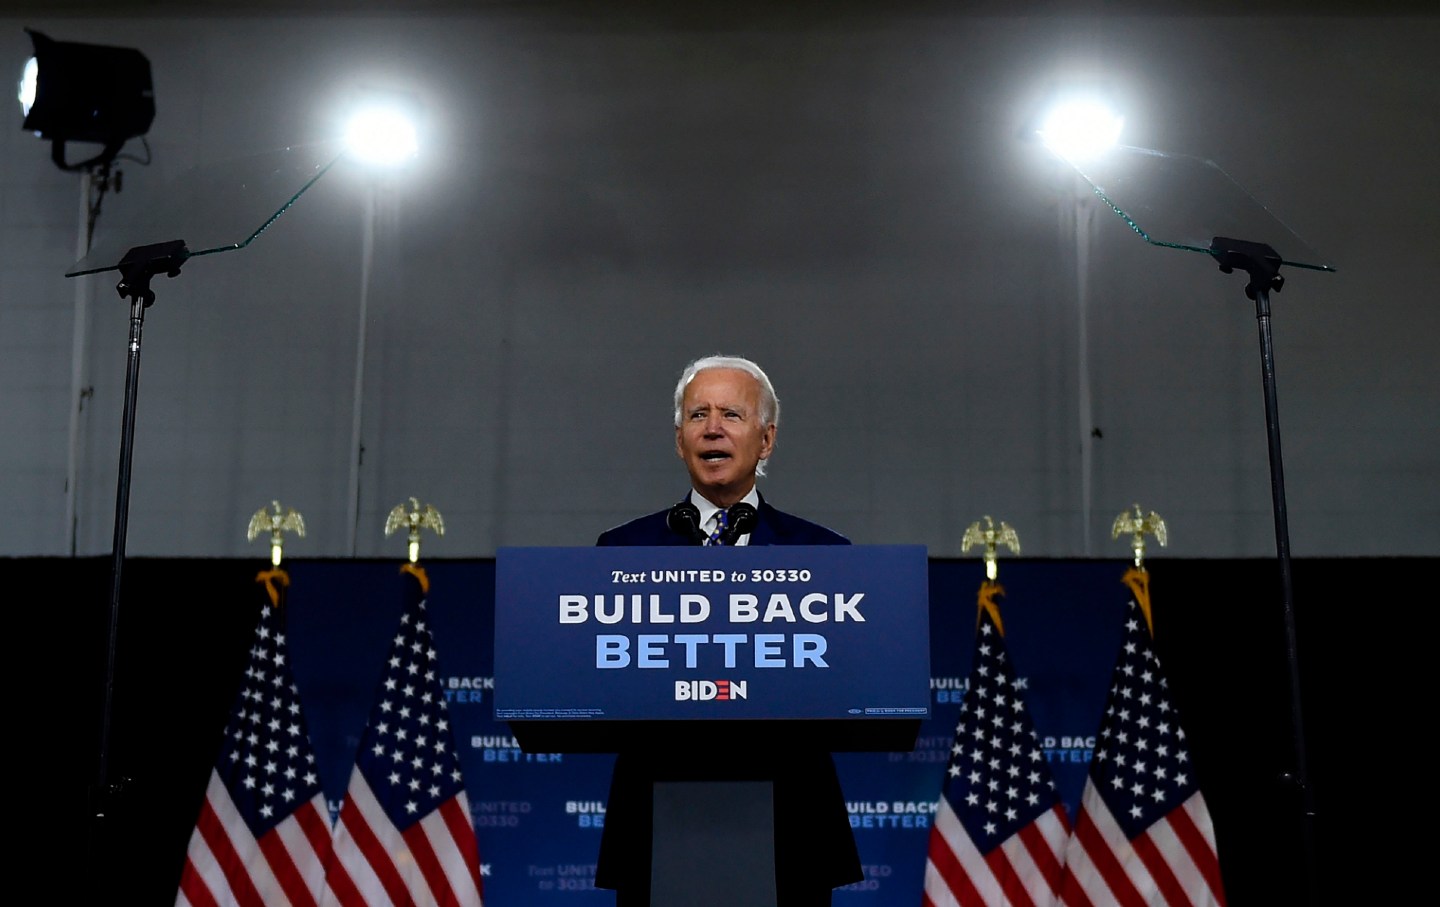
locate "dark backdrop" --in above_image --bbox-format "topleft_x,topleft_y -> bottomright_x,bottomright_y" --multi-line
35,554 -> 1418,905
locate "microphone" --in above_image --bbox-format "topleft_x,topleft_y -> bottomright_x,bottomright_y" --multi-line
719,502 -> 758,546
666,501 -> 708,545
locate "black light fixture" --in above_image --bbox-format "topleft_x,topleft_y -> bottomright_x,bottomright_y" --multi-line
18,28 -> 155,172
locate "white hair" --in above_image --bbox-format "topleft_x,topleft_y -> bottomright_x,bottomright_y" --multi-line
672,354 -> 780,477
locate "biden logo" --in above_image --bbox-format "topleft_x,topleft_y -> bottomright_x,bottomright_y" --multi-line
675,679 -> 748,701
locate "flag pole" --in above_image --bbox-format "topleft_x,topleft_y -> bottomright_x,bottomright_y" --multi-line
1057,513 -> 1227,905
326,495 -> 484,906
925,516 -> 1072,906
172,509 -> 332,906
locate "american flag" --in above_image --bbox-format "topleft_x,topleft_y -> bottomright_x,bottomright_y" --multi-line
923,581 -> 1071,907
175,568 -> 334,907
1057,567 -> 1227,907
321,564 -> 484,907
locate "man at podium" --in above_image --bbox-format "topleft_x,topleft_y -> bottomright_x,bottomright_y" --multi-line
594,354 -> 863,906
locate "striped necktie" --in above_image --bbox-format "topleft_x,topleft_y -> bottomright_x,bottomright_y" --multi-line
707,508 -> 729,546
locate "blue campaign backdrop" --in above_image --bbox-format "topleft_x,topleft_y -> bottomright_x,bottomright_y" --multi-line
280,557 -> 1128,905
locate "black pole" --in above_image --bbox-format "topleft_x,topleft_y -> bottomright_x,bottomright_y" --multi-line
93,289 -> 144,819
91,240 -> 188,839
1210,236 -> 1318,907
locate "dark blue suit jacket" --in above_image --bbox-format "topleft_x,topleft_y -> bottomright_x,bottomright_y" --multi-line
593,493 -> 862,906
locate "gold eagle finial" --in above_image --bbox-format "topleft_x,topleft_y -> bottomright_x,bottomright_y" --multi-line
961,515 -> 1020,581
385,497 -> 444,563
246,500 -> 306,567
1112,503 -> 1167,569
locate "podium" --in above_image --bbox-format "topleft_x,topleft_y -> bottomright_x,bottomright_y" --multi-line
493,544 -> 931,906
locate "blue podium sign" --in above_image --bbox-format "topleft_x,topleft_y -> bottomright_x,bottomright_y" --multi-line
494,545 -> 930,741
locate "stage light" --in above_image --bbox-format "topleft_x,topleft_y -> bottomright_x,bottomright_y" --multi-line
17,28 -> 155,172
1019,81 -> 1124,552
18,56 -> 37,113
1034,95 -> 1123,163
343,98 -> 419,166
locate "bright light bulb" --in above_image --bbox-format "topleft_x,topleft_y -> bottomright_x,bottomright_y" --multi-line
1037,99 -> 1123,162
344,105 -> 419,166
18,57 -> 37,117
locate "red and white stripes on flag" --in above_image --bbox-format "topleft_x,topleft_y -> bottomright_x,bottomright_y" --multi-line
175,568 -> 333,907
176,772 -> 334,907
922,580 -> 1071,907
1059,786 -> 1224,907
321,771 -> 481,906
321,563 -> 484,907
1057,567 -> 1227,907
924,793 -> 1071,907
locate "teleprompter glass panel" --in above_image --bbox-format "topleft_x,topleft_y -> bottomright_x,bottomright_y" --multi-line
68,139 -> 347,277
1062,144 -> 1335,273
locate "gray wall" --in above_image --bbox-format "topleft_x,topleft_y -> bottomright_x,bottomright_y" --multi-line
3,7 -> 1437,559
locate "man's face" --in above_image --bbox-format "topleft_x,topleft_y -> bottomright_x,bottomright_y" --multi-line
675,367 -> 776,507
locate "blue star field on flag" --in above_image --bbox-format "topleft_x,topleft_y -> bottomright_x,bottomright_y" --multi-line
942,608 -> 1062,850
215,602 -> 326,837
1088,597 -> 1200,840
352,590 -> 467,828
